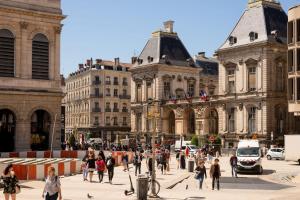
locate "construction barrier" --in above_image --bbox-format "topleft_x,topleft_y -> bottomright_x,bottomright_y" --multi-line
0,158 -> 81,180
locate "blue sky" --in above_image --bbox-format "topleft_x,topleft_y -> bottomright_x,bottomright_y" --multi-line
61,0 -> 299,76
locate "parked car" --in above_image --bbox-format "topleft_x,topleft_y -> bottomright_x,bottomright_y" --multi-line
266,148 -> 285,160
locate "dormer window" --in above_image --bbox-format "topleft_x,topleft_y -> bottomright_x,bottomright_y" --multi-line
228,36 -> 237,45
249,32 -> 258,41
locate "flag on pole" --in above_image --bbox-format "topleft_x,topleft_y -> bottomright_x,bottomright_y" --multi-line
200,90 -> 209,101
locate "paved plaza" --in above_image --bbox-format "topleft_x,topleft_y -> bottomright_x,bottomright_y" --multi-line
8,155 -> 300,200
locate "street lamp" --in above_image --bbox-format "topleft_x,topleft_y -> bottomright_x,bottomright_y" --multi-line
147,98 -> 159,197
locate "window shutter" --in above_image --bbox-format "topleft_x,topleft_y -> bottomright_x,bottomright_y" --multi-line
0,29 -> 14,77
32,34 -> 49,80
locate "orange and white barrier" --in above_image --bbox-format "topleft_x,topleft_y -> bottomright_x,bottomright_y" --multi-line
0,158 -> 81,180
0,151 -> 88,159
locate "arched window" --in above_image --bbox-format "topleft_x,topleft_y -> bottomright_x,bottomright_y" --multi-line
32,33 -> 49,79
0,29 -> 15,77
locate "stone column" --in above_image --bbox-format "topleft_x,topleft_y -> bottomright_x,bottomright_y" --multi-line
54,26 -> 62,81
19,21 -> 29,78
15,119 -> 31,151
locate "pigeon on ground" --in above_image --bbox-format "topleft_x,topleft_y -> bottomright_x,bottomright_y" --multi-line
87,193 -> 94,199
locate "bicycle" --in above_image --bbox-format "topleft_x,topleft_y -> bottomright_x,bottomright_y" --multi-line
145,172 -> 160,196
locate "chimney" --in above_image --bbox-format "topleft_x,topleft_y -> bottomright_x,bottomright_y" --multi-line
163,20 -> 174,33
96,59 -> 102,64
114,57 -> 120,66
131,57 -> 137,64
198,52 -> 206,57
86,59 -> 91,67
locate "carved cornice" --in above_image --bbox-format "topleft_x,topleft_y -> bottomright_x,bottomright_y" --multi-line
0,7 -> 65,21
19,21 -> 28,29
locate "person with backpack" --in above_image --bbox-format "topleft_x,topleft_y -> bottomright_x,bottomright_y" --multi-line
106,154 -> 115,184
42,167 -> 62,200
209,158 -> 221,190
96,155 -> 106,183
1,164 -> 19,200
134,151 -> 143,176
195,161 -> 207,189
230,153 -> 238,178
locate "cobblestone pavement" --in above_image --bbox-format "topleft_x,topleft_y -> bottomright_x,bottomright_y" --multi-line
5,155 -> 300,200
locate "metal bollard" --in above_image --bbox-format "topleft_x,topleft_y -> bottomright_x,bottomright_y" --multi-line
188,159 -> 195,172
136,175 -> 148,200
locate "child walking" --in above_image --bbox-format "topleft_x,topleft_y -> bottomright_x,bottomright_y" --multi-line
96,155 -> 106,183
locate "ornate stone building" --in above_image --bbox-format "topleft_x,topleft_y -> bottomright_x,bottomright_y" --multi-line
0,0 -> 65,151
65,58 -> 131,144
216,0 -> 300,148
288,4 -> 300,116
130,21 -> 219,144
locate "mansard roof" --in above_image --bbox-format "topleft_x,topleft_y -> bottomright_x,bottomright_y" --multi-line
218,0 -> 287,51
134,21 -> 196,68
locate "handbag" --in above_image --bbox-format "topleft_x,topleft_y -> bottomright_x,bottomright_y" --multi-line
15,185 -> 21,194
194,172 -> 200,179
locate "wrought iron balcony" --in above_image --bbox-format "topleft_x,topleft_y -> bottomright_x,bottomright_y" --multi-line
122,82 -> 128,86
122,108 -> 128,113
92,107 -> 101,112
113,108 -> 119,112
90,93 -> 103,98
113,81 -> 119,85
105,81 -> 111,85
105,108 -> 111,112
93,80 -> 101,85
119,94 -> 131,99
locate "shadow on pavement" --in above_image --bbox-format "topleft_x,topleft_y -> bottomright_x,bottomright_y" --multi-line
220,176 -> 294,190
158,197 -> 205,200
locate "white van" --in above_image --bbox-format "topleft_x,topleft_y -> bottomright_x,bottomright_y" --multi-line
175,140 -> 191,152
236,140 -> 263,174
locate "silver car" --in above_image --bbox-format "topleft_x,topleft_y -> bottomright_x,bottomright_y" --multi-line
266,148 -> 285,160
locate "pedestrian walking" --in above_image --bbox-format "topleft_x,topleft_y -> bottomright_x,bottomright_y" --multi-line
106,154 -> 115,184
134,152 -> 143,176
230,153 -> 238,178
160,151 -> 167,175
165,149 -> 171,172
180,153 -> 186,169
1,164 -> 19,200
96,155 -> 106,183
147,156 -> 153,176
207,150 -> 213,164
176,152 -> 180,169
81,155 -> 88,181
195,161 -> 207,189
42,167 -> 62,200
122,151 -> 129,172
86,153 -> 96,182
209,159 -> 221,190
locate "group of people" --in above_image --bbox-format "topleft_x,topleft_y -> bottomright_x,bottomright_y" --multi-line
0,164 -> 63,200
81,150 -> 116,184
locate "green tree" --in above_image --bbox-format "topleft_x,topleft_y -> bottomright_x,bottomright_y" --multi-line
191,135 -> 199,147
68,134 -> 76,148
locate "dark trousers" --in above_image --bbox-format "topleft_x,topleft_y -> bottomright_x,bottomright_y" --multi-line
161,162 -> 167,174
98,171 -> 104,182
45,192 -> 58,200
212,176 -> 220,190
198,174 -> 204,189
135,163 -> 141,175
108,168 -> 114,181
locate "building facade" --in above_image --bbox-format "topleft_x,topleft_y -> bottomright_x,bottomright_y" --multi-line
0,0 -> 65,152
216,0 -> 300,148
130,21 -> 219,145
65,58 -> 131,144
288,4 -> 300,116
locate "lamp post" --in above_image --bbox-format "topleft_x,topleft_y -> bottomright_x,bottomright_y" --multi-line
147,98 -> 159,197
